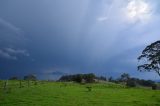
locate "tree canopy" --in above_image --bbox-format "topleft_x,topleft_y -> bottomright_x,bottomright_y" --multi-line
24,74 -> 37,80
138,40 -> 160,76
59,73 -> 97,83
120,73 -> 130,82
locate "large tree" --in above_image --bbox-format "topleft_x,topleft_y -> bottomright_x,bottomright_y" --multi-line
138,40 -> 160,76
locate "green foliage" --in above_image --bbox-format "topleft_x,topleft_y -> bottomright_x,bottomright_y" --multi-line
96,76 -> 107,81
59,73 -> 96,83
86,86 -> 92,91
24,74 -> 37,81
109,73 -> 155,88
138,40 -> 160,76
84,73 -> 96,83
108,77 -> 113,82
126,79 -> 136,87
120,73 -> 130,82
9,76 -> 18,80
152,84 -> 157,90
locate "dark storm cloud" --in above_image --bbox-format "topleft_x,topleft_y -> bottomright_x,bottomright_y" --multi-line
0,18 -> 29,61
0,0 -> 160,80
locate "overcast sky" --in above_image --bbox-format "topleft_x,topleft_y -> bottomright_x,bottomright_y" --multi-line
0,0 -> 160,80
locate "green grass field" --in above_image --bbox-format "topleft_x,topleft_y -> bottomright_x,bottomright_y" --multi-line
0,81 -> 160,106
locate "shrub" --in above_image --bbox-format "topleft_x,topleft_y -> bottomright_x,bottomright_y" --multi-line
24,74 -> 37,81
126,79 -> 136,87
152,84 -> 157,90
86,86 -> 92,91
9,76 -> 18,80
59,73 -> 96,83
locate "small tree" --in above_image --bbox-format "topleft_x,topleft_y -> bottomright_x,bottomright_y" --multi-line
24,74 -> 37,80
138,40 -> 160,76
152,84 -> 157,90
9,76 -> 18,80
108,77 -> 113,82
126,79 -> 136,87
75,74 -> 83,83
120,73 -> 130,82
19,80 -> 22,88
86,86 -> 92,91
84,73 -> 96,83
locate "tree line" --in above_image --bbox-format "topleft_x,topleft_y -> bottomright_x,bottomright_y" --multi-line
108,73 -> 156,89
8,73 -> 158,89
59,73 -> 157,89
9,74 -> 37,81
59,73 -> 97,83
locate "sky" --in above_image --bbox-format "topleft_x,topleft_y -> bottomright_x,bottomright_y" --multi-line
0,0 -> 160,80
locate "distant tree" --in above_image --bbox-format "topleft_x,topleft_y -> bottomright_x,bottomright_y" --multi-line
152,84 -> 157,90
24,74 -> 37,80
120,73 -> 130,82
126,78 -> 136,87
59,73 -> 96,83
9,76 -> 18,80
74,74 -> 83,83
138,79 -> 155,87
84,73 -> 96,83
138,40 -> 160,76
108,77 -> 113,82
96,76 -> 107,81
59,75 -> 72,81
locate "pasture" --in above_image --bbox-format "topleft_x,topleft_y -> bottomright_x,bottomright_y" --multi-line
0,80 -> 160,106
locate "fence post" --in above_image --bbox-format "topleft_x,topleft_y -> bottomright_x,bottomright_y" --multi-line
27,80 -> 30,87
34,81 -> 37,85
3,80 -> 8,90
19,80 -> 22,88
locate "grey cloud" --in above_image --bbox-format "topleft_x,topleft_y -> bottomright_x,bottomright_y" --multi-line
0,0 -> 159,80
0,18 -> 21,34
0,49 -> 17,60
0,18 -> 29,60
0,48 -> 29,60
5,48 -> 30,57
0,18 -> 26,48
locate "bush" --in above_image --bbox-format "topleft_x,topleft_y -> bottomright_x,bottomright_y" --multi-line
126,79 -> 136,87
9,76 -> 18,80
59,73 -> 96,83
152,84 -> 157,90
86,86 -> 92,91
24,74 -> 37,81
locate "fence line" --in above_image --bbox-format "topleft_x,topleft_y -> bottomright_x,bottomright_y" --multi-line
0,80 -> 42,93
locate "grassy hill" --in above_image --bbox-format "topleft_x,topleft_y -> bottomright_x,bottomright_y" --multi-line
0,80 -> 160,106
